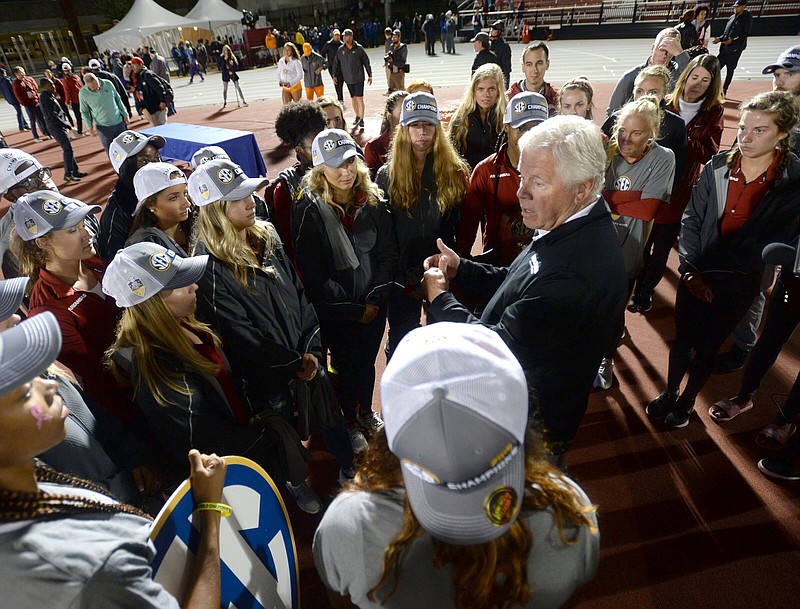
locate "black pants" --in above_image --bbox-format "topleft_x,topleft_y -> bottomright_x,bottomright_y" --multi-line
50,128 -> 78,177
637,222 -> 682,296
667,278 -> 758,401
426,37 -> 436,55
740,276 -> 800,423
334,78 -> 344,103
718,49 -> 743,92
322,306 -> 387,421
69,102 -> 83,134
387,291 -> 423,361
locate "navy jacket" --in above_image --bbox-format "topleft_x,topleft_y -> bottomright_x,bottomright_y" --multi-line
428,200 -> 628,452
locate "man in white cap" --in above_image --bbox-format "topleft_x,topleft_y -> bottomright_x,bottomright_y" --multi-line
314,322 -> 599,607
763,45 -> 800,155
422,115 -> 628,464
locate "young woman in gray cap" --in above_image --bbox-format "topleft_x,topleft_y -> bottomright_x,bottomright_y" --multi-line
189,159 -> 355,514
292,128 -> 398,451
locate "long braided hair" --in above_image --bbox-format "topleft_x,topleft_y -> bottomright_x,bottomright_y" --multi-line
0,463 -> 150,522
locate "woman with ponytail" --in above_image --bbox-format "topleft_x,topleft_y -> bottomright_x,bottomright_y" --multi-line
647,90 -> 800,428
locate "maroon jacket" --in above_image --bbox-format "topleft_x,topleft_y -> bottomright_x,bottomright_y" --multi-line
506,80 -> 558,116
655,102 -> 724,225
12,75 -> 39,107
29,258 -> 135,421
364,130 -> 391,180
61,74 -> 83,104
456,143 -> 531,266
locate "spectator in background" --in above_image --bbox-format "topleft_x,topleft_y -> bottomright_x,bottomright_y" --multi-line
364,90 -> 408,179
87,59 -> 133,120
278,42 -> 304,104
0,67 -> 30,132
12,66 -> 49,142
386,29 -> 408,93
220,44 -> 248,109
607,27 -> 690,116
423,14 -> 437,56
42,69 -> 74,132
693,4 -> 713,52
266,29 -> 279,64
712,0 -> 752,97
321,29 -> 344,103
129,57 -> 168,126
490,21 -> 512,89
471,32 -> 500,75
171,42 -> 184,76
314,322 -> 600,609
444,10 -> 456,54
335,29 -> 372,130
60,64 -> 83,137
675,9 -> 699,50
79,73 -> 128,154
37,79 -> 85,184
196,39 -> 208,73
507,41 -> 558,115
301,42 -> 327,100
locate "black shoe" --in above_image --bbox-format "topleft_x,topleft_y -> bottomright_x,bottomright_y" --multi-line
75,171 -> 88,178
758,458 -> 800,481
646,390 -> 679,422
637,292 -> 653,312
663,395 -> 695,428
716,345 -> 749,374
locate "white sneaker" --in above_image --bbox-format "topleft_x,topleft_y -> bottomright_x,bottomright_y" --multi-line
285,480 -> 322,514
593,357 -> 614,390
347,425 -> 369,453
358,410 -> 384,433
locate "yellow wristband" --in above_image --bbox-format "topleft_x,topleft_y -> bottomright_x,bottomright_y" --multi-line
194,502 -> 232,517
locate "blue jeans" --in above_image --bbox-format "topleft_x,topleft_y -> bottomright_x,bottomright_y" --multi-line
12,102 -> 28,130
96,121 -> 126,153
49,128 -> 77,177
24,105 -> 49,139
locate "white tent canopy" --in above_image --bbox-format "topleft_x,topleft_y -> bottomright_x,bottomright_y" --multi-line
93,0 -> 207,57
185,0 -> 243,43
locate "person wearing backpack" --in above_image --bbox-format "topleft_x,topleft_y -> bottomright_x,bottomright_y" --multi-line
130,57 -> 169,126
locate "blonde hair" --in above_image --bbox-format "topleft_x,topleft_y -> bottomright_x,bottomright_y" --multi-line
107,295 -> 219,408
9,231 -> 50,286
406,79 -> 434,94
449,64 -> 507,155
193,201 -> 279,289
301,157 -> 383,216
634,64 -> 672,99
607,96 -> 662,162
355,430 -> 598,609
386,123 -> 469,215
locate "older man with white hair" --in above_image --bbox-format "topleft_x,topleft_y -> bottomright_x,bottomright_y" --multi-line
422,115 -> 628,464
79,71 -> 129,153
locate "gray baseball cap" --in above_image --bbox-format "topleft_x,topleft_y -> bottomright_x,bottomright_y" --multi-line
381,322 -> 529,546
400,92 -> 441,127
102,242 -> 208,308
0,277 -> 29,321
12,190 -> 101,241
0,312 -> 62,398
109,130 -> 167,174
504,92 -> 549,128
762,45 -> 800,74
311,129 -> 359,168
187,158 -> 268,206
190,145 -> 231,170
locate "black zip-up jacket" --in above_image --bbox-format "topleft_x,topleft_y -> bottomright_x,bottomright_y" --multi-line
38,90 -> 71,132
292,189 -> 399,321
490,36 -> 512,78
336,41 -> 372,84
194,232 -> 323,396
137,68 -> 168,114
376,153 -> 463,288
453,107 -> 501,171
428,200 -> 627,453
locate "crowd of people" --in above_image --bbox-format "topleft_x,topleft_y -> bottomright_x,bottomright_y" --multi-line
1,1 -> 800,605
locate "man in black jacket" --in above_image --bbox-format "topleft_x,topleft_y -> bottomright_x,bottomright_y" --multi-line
422,14 -> 438,56
421,116 -> 628,466
490,20 -> 512,89
712,0 -> 752,95
38,79 -> 85,182
130,56 -> 169,126
471,32 -> 500,75
321,29 -> 344,103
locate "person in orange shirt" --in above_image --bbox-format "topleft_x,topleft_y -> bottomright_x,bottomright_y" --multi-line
265,29 -> 278,65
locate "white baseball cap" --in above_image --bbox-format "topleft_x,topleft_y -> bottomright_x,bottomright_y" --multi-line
132,162 -> 188,216
102,242 -> 208,308
187,159 -> 268,206
0,148 -> 44,198
88,58 -> 102,70
381,323 -> 529,546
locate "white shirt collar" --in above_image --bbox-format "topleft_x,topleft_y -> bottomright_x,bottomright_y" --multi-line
531,198 -> 599,241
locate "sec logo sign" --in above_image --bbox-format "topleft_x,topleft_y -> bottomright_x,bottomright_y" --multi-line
151,457 -> 299,609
